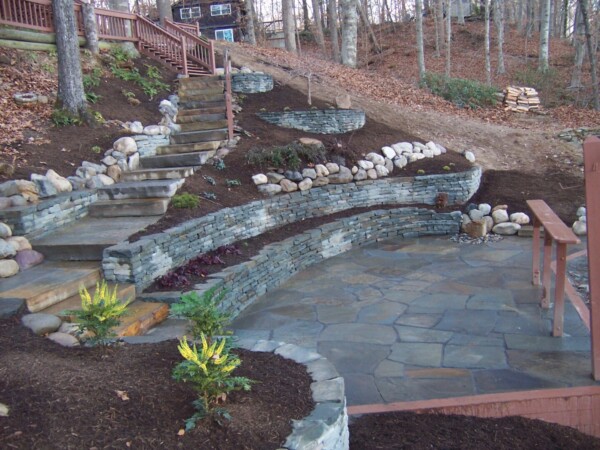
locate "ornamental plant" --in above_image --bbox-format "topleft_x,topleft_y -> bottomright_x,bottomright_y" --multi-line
169,287 -> 230,341
173,335 -> 253,429
67,281 -> 131,346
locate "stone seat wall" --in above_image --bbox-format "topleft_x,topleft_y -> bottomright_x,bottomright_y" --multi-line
257,110 -> 366,134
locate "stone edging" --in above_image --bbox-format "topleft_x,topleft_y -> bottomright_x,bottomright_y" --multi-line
233,339 -> 349,450
256,109 -> 366,134
105,167 -> 479,291
231,73 -> 274,93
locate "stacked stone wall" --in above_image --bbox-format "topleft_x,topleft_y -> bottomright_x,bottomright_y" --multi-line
257,110 -> 366,134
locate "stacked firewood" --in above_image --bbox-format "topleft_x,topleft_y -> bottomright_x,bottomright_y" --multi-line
503,86 -> 541,112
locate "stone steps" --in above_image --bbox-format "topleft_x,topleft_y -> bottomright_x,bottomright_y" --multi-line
141,150 -> 216,168
171,128 -> 228,145
176,112 -> 226,123
114,300 -> 170,337
0,261 -> 102,313
120,167 -> 195,182
178,106 -> 226,117
178,120 -> 228,132
179,87 -> 223,99
97,179 -> 185,200
179,100 -> 226,110
155,141 -> 220,155
89,198 -> 170,217
178,76 -> 223,90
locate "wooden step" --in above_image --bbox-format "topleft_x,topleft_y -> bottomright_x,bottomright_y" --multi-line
170,128 -> 228,144
0,261 -> 102,313
179,99 -> 226,110
41,283 -> 136,319
115,301 -> 170,337
178,120 -> 228,132
176,112 -> 226,123
155,141 -> 220,155
179,76 -> 223,89
88,198 -> 170,217
120,167 -> 195,182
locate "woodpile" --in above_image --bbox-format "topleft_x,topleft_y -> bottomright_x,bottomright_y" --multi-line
503,86 -> 541,112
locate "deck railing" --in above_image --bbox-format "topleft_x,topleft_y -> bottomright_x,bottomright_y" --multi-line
136,16 -> 187,75
0,0 -> 54,32
93,7 -> 137,41
164,18 -> 215,74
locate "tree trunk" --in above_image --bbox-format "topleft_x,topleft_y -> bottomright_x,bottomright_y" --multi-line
570,3 -> 585,88
457,0 -> 465,25
579,0 -> 600,109
341,0 -> 358,67
539,0 -> 551,71
416,0 -> 426,81
525,0 -> 535,37
445,0 -> 452,77
311,0 -> 326,52
357,1 -> 382,53
485,0 -> 491,84
329,0 -> 341,62
156,0 -> 173,25
52,0 -> 88,119
81,0 -> 99,54
433,0 -> 441,56
494,0 -> 506,73
282,0 -> 297,52
246,0 -> 258,45
302,0 -> 310,30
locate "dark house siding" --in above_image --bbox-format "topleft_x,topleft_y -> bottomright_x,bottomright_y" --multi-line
171,0 -> 244,41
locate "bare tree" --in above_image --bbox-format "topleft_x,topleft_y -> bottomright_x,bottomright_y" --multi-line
445,0 -> 452,76
53,0 -> 88,120
358,1 -> 382,53
494,0 -> 506,73
282,0 -> 298,52
416,0 -> 426,81
246,0 -> 258,45
457,0 -> 465,24
485,0 -> 492,84
329,0 -> 341,62
81,0 -> 99,54
539,0 -> 551,71
311,0 -> 326,52
570,2 -> 585,88
579,0 -> 599,109
341,0 -> 359,67
433,0 -> 443,57
156,0 -> 173,25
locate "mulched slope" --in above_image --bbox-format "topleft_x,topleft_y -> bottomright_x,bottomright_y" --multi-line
349,411 -> 600,450
0,317 -> 314,450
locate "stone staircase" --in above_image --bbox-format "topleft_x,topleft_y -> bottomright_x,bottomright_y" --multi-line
0,74 -> 231,339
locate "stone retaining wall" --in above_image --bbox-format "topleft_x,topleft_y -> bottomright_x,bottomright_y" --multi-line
232,73 -> 274,93
104,167 -> 479,291
257,109 -> 366,134
134,134 -> 169,158
0,190 -> 97,238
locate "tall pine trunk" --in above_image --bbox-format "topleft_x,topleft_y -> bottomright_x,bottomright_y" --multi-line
282,0 -> 297,53
416,0 -> 426,81
341,0 -> 358,67
329,0 -> 341,62
246,0 -> 258,45
495,0 -> 506,74
156,0 -> 173,25
53,0 -> 88,119
457,0 -> 465,25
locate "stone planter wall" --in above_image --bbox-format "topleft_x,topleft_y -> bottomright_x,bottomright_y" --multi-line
232,73 -> 274,93
103,167 -> 479,291
257,109 -> 366,134
0,191 -> 97,238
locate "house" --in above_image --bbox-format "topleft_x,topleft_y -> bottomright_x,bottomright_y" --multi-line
171,0 -> 245,41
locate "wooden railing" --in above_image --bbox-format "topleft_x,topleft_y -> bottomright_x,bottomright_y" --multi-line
169,20 -> 199,36
164,18 -> 215,74
93,7 -> 137,41
0,0 -> 54,32
136,16 -> 187,75
224,49 -> 234,141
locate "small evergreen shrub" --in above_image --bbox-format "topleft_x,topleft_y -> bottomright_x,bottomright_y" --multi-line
422,73 -> 498,109
247,142 -> 326,170
169,287 -> 230,340
172,193 -> 200,209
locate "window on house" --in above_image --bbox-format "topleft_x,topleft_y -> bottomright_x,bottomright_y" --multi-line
210,4 -> 232,16
214,28 -> 234,42
180,6 -> 201,20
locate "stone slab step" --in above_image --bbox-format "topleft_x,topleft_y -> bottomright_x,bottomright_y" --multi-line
115,300 -> 170,337
88,198 -> 170,217
120,167 -> 195,182
179,100 -> 226,111
178,120 -> 228,132
97,179 -> 185,200
179,87 -> 223,98
176,112 -> 226,123
155,141 -> 220,155
31,216 -> 161,262
178,106 -> 226,117
171,128 -> 228,145
0,261 -> 101,313
41,283 -> 136,318
141,150 -> 216,168
179,76 -> 223,89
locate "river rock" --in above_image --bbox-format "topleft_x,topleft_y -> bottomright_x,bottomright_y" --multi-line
375,165 -> 389,177
493,222 -> 521,235
0,259 -> 18,277
0,180 -> 38,200
22,313 -> 62,335
107,164 -> 122,182
257,183 -> 282,196
577,206 -> 586,217
335,93 -> 352,109
469,209 -> 484,221
299,137 -> 324,147
6,236 -> 31,251
573,220 -> 587,236
510,212 -> 530,225
463,219 -> 488,238
113,137 -> 137,156
492,204 -> 508,212
46,169 -> 72,193
31,175 -> 58,198
384,158 -> 394,173
354,169 -> 367,181
265,172 -> 283,184
302,168 -> 317,179
366,152 -> 385,166
47,332 -> 79,347
492,209 -> 509,224
252,174 -> 268,185
394,156 -> 408,169
67,176 -> 87,191
129,121 -> 144,134
483,216 -> 495,233
328,166 -> 353,184
82,161 -> 106,174
143,125 -> 161,135
325,163 -> 340,174
280,179 -> 298,192
0,239 -> 17,258
478,203 -> 492,215
422,149 -> 435,158
367,168 -> 378,180
298,178 -> 313,191
0,222 -> 12,238
15,249 -> 44,270
464,151 -> 476,162
382,146 -> 396,159
284,170 -> 303,182
127,153 -> 140,171
315,164 -> 329,177
357,160 -> 374,170
392,142 -> 413,155
312,177 -> 330,187
0,197 -> 10,210
102,155 -> 117,166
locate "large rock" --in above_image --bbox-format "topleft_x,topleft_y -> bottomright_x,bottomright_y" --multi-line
325,163 -> 340,174
312,177 -> 330,187
102,155 -> 118,166
257,183 -> 282,196
392,142 -> 413,155
82,161 -> 106,174
299,137 -> 324,147
9,195 -> 27,206
15,249 -> 44,270
127,153 -> 140,171
113,137 -> 138,156
354,169 -> 367,181
283,170 -> 303,182
266,172 -> 285,184
315,164 -> 329,177
382,146 -> 396,159
298,178 -> 313,191
302,168 -> 317,180
357,160 -> 374,170
0,222 -> 12,238
493,222 -> 521,235
31,174 -> 58,198
6,236 -> 31,252
463,219 -> 488,238
394,155 -> 408,169
573,220 -> 587,236
45,169 -> 72,193
22,313 -> 62,335
0,239 -> 17,259
469,209 -> 484,221
107,164 -> 122,182
510,212 -> 530,225
384,158 -> 394,174
478,203 -> 492,215
328,166 -> 353,184
143,125 -> 162,135
0,259 -> 18,277
366,152 -> 385,166
252,174 -> 268,185
492,209 -> 509,224
367,168 -> 378,180
280,179 -> 298,192
375,165 -> 389,177
0,180 -> 38,200
335,93 -> 352,109
0,197 -> 10,210
47,332 -> 79,347
0,298 -> 24,318
464,151 -> 476,162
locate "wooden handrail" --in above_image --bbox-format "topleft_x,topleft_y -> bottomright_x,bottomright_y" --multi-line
164,18 -> 215,74
224,49 -> 234,141
137,15 -> 186,70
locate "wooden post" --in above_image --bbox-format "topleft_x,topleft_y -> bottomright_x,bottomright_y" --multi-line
181,35 -> 188,76
532,215 -> 542,285
583,136 -> 600,381
553,243 -> 568,337
542,233 -> 553,309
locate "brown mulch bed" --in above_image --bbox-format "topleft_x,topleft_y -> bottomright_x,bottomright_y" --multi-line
0,317 -> 314,449
349,411 -> 600,449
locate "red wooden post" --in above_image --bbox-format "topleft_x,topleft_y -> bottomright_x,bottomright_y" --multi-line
584,136 -> 600,381
553,243 -> 568,337
181,35 -> 188,76
542,233 -> 553,309
532,215 -> 542,285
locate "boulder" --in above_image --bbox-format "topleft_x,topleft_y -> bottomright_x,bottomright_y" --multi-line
510,212 -> 530,225
375,165 -> 389,177
463,219 -> 488,238
252,174 -> 268,185
0,197 -> 10,210
107,164 -> 122,182
257,183 -> 282,196
280,179 -> 298,192
113,137 -> 138,156
422,149 -> 435,158
0,222 -> 12,238
102,155 -> 118,166
6,236 -> 31,252
464,151 -> 476,162
31,175 -> 58,198
299,137 -> 324,147
15,249 -> 44,270
492,222 -> 521,235
357,160 -> 374,170
469,209 -> 484,221
576,206 -> 586,218
283,170 -> 303,182
0,239 -> 17,259
0,298 -> 24,319
382,146 -> 396,159
407,153 -> 420,163
302,168 -> 317,180
143,125 -> 162,135
312,177 -> 330,187
335,94 -> 352,109
82,161 -> 107,174
266,172 -> 285,184
366,152 -> 385,166
47,332 -> 80,347
0,259 -> 18,277
573,220 -> 587,236
325,163 -> 340,174
0,180 -> 38,200
315,164 -> 329,177
483,216 -> 495,233
394,156 -> 408,169
298,178 -> 313,191
129,121 -> 144,134
127,153 -> 140,171
384,158 -> 394,174
328,166 -> 353,184
354,169 -> 367,181
22,313 -> 62,335
45,169 -> 72,193
67,177 -> 87,191
492,204 -> 508,212
367,168 -> 378,180
478,203 -> 492,215
392,142 -> 413,155
492,209 -> 509,224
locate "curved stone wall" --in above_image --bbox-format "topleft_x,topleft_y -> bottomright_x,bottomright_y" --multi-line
231,73 -> 274,93
257,109 -> 366,134
103,167 -> 480,290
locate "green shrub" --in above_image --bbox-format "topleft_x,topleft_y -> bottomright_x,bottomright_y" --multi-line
169,287 -> 230,340
85,91 -> 100,104
421,73 -> 498,109
66,280 -> 131,346
226,179 -> 241,187
172,193 -> 200,209
91,145 -> 102,154
83,67 -> 102,89
247,142 -> 326,170
51,109 -> 81,127
172,335 -> 253,429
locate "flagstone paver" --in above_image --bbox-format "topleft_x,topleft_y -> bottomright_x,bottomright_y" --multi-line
231,235 -> 597,406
